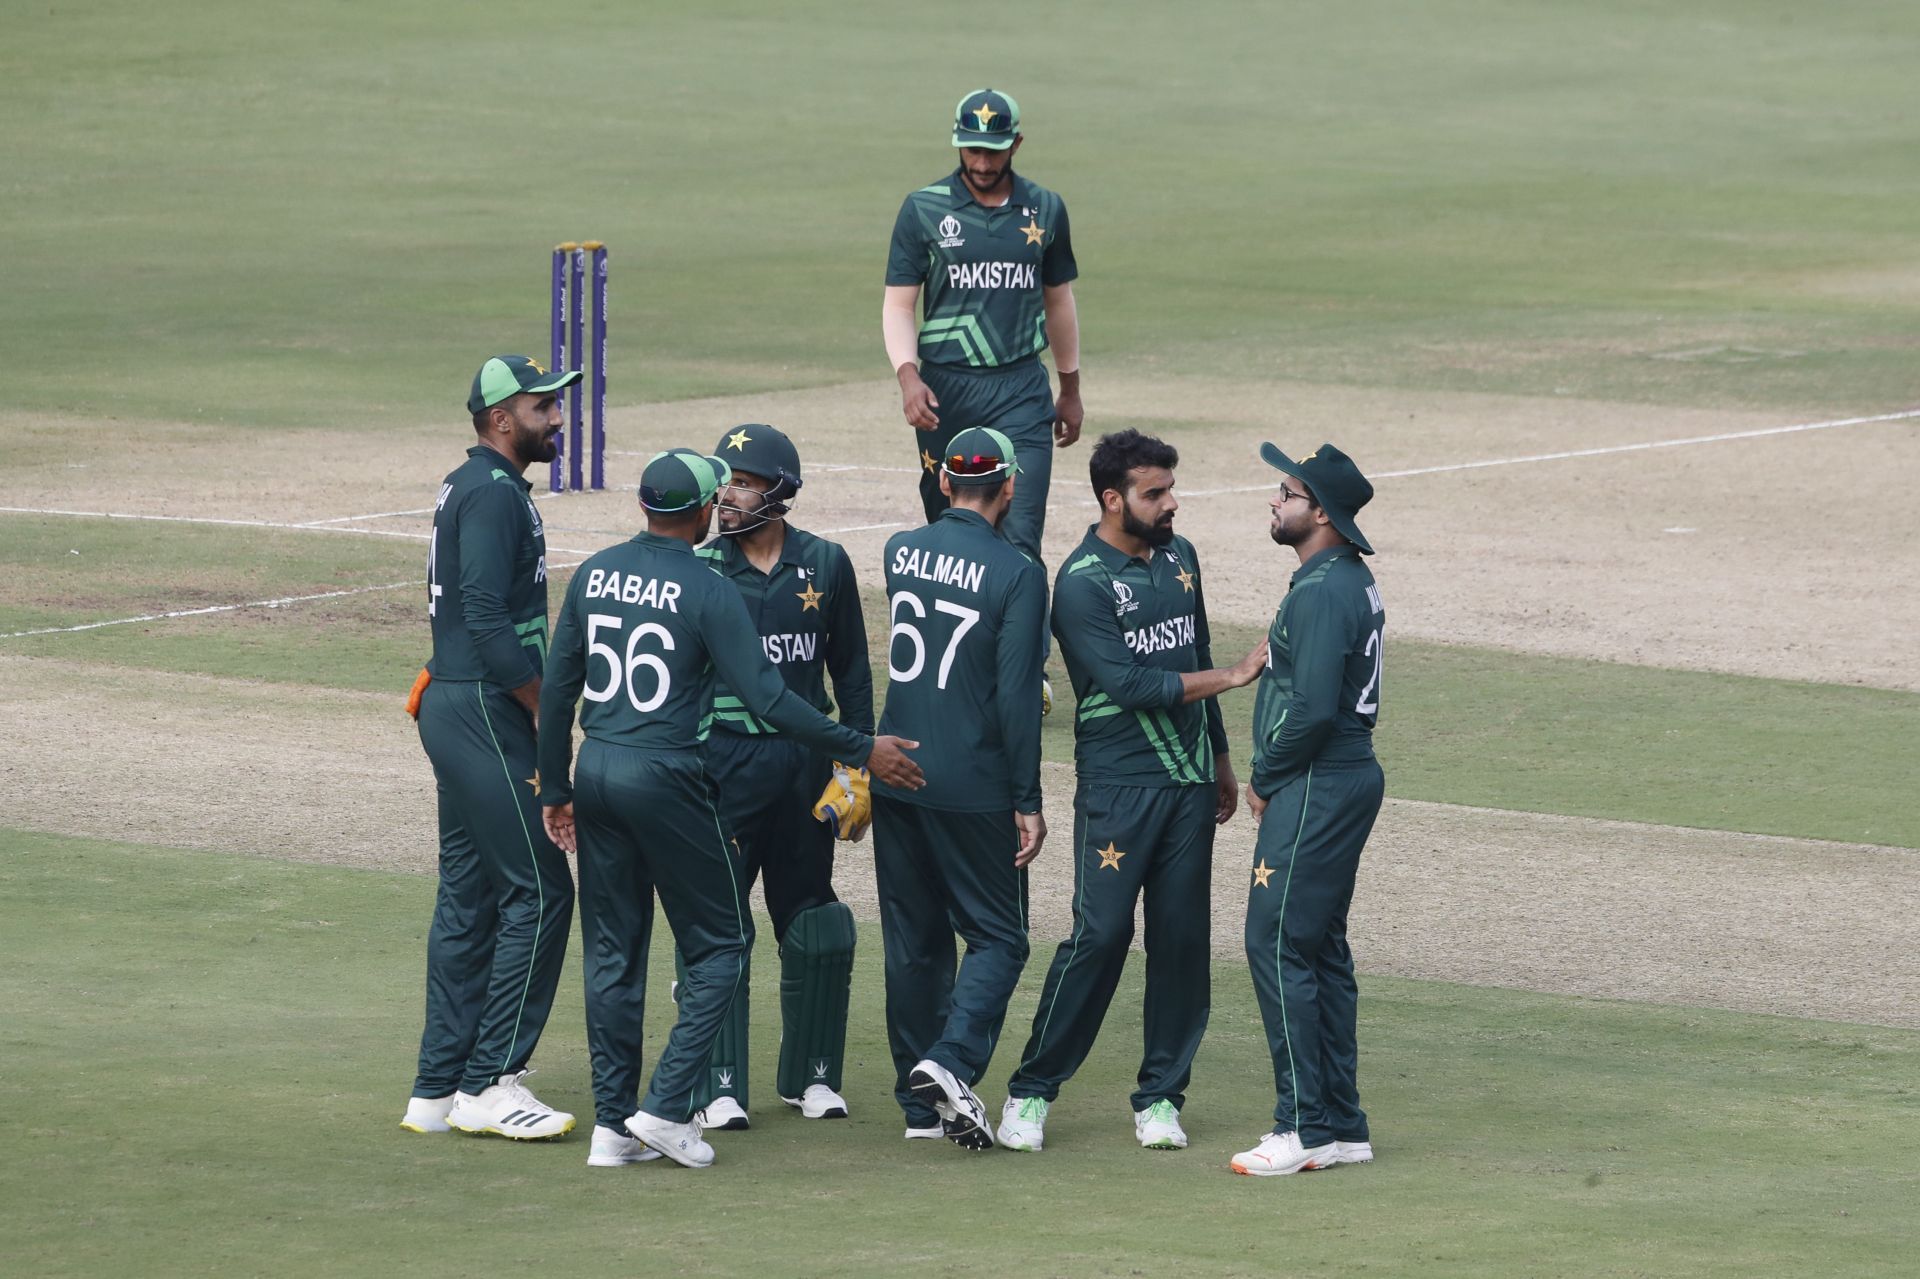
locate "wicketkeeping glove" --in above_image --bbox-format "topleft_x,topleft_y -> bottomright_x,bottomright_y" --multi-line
811,761 -> 872,842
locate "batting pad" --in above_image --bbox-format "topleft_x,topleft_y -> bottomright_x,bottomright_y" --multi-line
679,946 -> 751,1112
777,902 -> 857,1097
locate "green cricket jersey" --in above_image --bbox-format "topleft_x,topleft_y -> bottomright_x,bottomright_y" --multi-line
536,532 -> 871,807
695,526 -> 874,737
875,508 -> 1048,813
1249,546 -> 1385,799
885,169 -> 1077,369
1053,527 -> 1230,788
425,444 -> 549,686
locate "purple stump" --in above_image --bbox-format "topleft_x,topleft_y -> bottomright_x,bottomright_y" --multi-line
568,247 -> 585,491
590,244 -> 609,490
549,246 -> 567,492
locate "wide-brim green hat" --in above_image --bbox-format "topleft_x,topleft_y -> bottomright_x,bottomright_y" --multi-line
640,448 -> 733,513
467,354 -> 581,415
952,88 -> 1020,150
943,426 -> 1022,486
1260,441 -> 1376,554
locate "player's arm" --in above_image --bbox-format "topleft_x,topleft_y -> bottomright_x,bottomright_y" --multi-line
1041,199 -> 1082,447
456,484 -> 542,716
998,563 -> 1050,815
1251,585 -> 1350,796
535,572 -> 590,849
824,544 -> 875,735
1191,552 -> 1239,823
704,581 -> 923,789
883,197 -> 939,429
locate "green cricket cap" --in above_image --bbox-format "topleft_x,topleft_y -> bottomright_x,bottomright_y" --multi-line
943,426 -> 1021,486
1259,441 -> 1376,554
467,354 -> 581,415
640,447 -> 732,513
952,89 -> 1021,150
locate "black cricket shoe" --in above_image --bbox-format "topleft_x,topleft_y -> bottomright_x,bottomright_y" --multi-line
908,1058 -> 994,1152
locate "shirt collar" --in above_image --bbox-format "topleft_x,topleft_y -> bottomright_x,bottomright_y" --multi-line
939,506 -> 995,533
632,530 -> 695,555
468,444 -> 531,491
948,167 -> 1034,211
704,527 -> 808,575
1290,544 -> 1352,585
1078,524 -> 1153,570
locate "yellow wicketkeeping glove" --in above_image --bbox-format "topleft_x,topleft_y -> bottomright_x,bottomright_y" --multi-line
812,761 -> 872,842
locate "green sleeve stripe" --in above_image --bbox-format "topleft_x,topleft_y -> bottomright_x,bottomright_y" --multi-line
917,184 -> 951,195
1065,552 -> 1104,576
1078,703 -> 1124,723
1079,690 -> 1111,708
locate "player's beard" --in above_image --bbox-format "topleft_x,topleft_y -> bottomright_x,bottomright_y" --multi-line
963,155 -> 1012,196
1122,501 -> 1176,548
1269,505 -> 1308,547
516,417 -> 561,464
717,486 -> 775,536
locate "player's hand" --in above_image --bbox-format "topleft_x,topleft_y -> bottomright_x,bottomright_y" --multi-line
1245,785 -> 1267,825
1232,638 -> 1269,687
543,802 -> 576,853
1014,809 -> 1047,867
867,735 -> 925,790
1053,388 -> 1083,447
898,366 -> 941,431
1214,757 -> 1239,825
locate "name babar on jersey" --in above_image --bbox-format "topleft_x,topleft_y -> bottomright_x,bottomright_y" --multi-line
582,567 -> 683,611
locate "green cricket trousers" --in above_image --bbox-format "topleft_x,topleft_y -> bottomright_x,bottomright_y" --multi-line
1008,781 -> 1215,1112
913,357 -> 1056,561
1244,759 -> 1385,1147
873,793 -> 1030,1127
412,679 -> 575,1097
573,738 -> 755,1129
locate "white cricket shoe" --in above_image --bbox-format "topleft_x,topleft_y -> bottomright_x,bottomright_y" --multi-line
626,1109 -> 715,1169
997,1096 -> 1048,1152
1134,1099 -> 1188,1150
1230,1130 -> 1335,1177
587,1124 -> 663,1167
695,1096 -> 750,1131
1328,1139 -> 1375,1165
907,1058 -> 993,1151
444,1070 -> 576,1140
782,1084 -> 849,1119
904,1123 -> 944,1140
399,1094 -> 455,1134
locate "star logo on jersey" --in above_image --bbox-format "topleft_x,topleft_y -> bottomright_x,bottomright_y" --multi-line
1174,564 -> 1195,593
1020,218 -> 1045,246
921,448 -> 938,473
973,101 -> 998,129
796,582 -> 824,611
1096,842 -> 1126,871
726,428 -> 752,451
1252,859 -> 1275,888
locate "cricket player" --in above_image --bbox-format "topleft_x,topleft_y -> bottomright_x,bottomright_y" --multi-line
871,426 -> 1049,1151
681,423 -> 872,1131
1231,443 -> 1386,1178
882,88 -> 1083,563
399,354 -> 584,1142
996,430 -> 1268,1154
537,447 -> 922,1170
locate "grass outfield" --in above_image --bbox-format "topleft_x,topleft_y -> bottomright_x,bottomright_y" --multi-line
5,830 -> 1917,1277
7,0 -> 1920,424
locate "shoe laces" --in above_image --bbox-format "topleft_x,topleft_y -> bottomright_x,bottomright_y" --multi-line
496,1069 -> 547,1112
1143,1099 -> 1178,1124
1017,1097 -> 1047,1122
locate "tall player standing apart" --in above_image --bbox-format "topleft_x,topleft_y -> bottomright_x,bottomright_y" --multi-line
681,424 -> 873,1132
400,355 -> 584,1142
1231,443 -> 1386,1178
997,430 -> 1268,1155
537,448 -> 922,1171
882,89 -> 1083,569
871,427 -> 1050,1151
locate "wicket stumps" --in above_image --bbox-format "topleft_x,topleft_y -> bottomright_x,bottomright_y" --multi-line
548,241 -> 609,492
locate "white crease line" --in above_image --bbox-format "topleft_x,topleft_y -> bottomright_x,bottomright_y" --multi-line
1169,408 -> 1920,499
296,507 -> 437,525
0,506 -> 602,556
820,521 -> 908,534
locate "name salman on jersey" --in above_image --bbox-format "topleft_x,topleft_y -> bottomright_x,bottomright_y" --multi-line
1125,613 -> 1197,658
944,262 -> 1039,290
582,568 -> 683,612
889,546 -> 987,594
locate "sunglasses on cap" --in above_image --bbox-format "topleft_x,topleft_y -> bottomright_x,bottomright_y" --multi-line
945,452 -> 1009,476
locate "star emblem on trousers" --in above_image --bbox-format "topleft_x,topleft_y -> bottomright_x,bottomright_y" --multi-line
921,448 -> 938,473
796,583 -> 824,611
1096,841 -> 1126,870
1020,218 -> 1045,246
1252,858 -> 1275,888
525,770 -> 539,790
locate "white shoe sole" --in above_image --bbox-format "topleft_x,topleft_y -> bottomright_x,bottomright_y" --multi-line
398,1120 -> 449,1134
1327,1142 -> 1374,1165
625,1115 -> 715,1169
907,1062 -> 993,1151
446,1115 -> 576,1141
781,1095 -> 849,1120
998,1130 -> 1043,1152
587,1150 -> 663,1167
1230,1149 -> 1334,1176
1138,1133 -> 1187,1150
